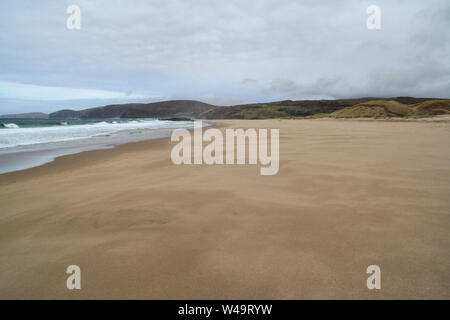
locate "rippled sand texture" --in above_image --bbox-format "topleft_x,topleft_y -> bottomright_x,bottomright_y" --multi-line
0,119 -> 449,299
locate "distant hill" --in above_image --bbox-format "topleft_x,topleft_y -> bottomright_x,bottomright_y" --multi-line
42,97 -> 450,120
199,97 -> 447,119
49,100 -> 217,119
199,99 -> 367,119
48,109 -> 82,119
0,112 -> 48,119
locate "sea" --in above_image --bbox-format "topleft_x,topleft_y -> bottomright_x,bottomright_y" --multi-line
0,118 -> 195,174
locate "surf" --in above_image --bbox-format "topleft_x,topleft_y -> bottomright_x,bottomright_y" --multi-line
1,123 -> 20,129
0,119 -> 193,149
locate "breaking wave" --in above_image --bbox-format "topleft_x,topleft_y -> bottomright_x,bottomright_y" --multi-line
1,123 -> 20,129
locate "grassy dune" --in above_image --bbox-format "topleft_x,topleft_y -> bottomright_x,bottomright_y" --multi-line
200,97 -> 448,120
200,99 -> 372,119
413,100 -> 450,116
324,99 -> 450,119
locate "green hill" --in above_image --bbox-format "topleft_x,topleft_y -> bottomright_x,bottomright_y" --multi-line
328,99 -> 450,119
48,97 -> 449,120
199,99 -> 370,119
49,100 -> 216,119
329,100 -> 413,118
412,100 -> 450,116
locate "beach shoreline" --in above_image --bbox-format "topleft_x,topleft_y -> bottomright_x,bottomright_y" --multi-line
0,119 -> 221,184
0,119 -> 449,299
0,120 -> 215,175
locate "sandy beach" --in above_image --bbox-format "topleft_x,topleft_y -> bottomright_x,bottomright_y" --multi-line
1,119 -> 449,299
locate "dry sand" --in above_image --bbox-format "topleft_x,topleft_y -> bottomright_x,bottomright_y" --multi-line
0,119 -> 449,299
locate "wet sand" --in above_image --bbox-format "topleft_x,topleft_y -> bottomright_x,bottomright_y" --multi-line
0,119 -> 449,299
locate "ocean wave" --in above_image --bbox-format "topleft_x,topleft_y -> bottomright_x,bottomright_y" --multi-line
1,123 -> 20,129
0,119 -> 194,149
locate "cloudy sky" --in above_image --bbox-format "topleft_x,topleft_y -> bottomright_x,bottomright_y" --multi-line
0,0 -> 449,114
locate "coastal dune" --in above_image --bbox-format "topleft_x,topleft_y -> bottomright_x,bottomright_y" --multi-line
0,119 -> 449,299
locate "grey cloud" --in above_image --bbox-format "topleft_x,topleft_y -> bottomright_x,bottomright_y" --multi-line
0,0 -> 449,112
241,78 -> 258,85
262,61 -> 450,99
262,78 -> 340,98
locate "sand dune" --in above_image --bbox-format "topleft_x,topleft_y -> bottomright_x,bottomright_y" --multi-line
0,119 -> 449,299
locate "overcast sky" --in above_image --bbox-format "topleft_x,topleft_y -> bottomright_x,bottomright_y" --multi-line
0,0 -> 449,113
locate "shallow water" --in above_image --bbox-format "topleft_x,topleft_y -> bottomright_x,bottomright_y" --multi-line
0,118 -> 197,174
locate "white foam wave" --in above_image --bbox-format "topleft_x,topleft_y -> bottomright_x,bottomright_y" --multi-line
0,119 -> 193,148
2,123 -> 20,129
